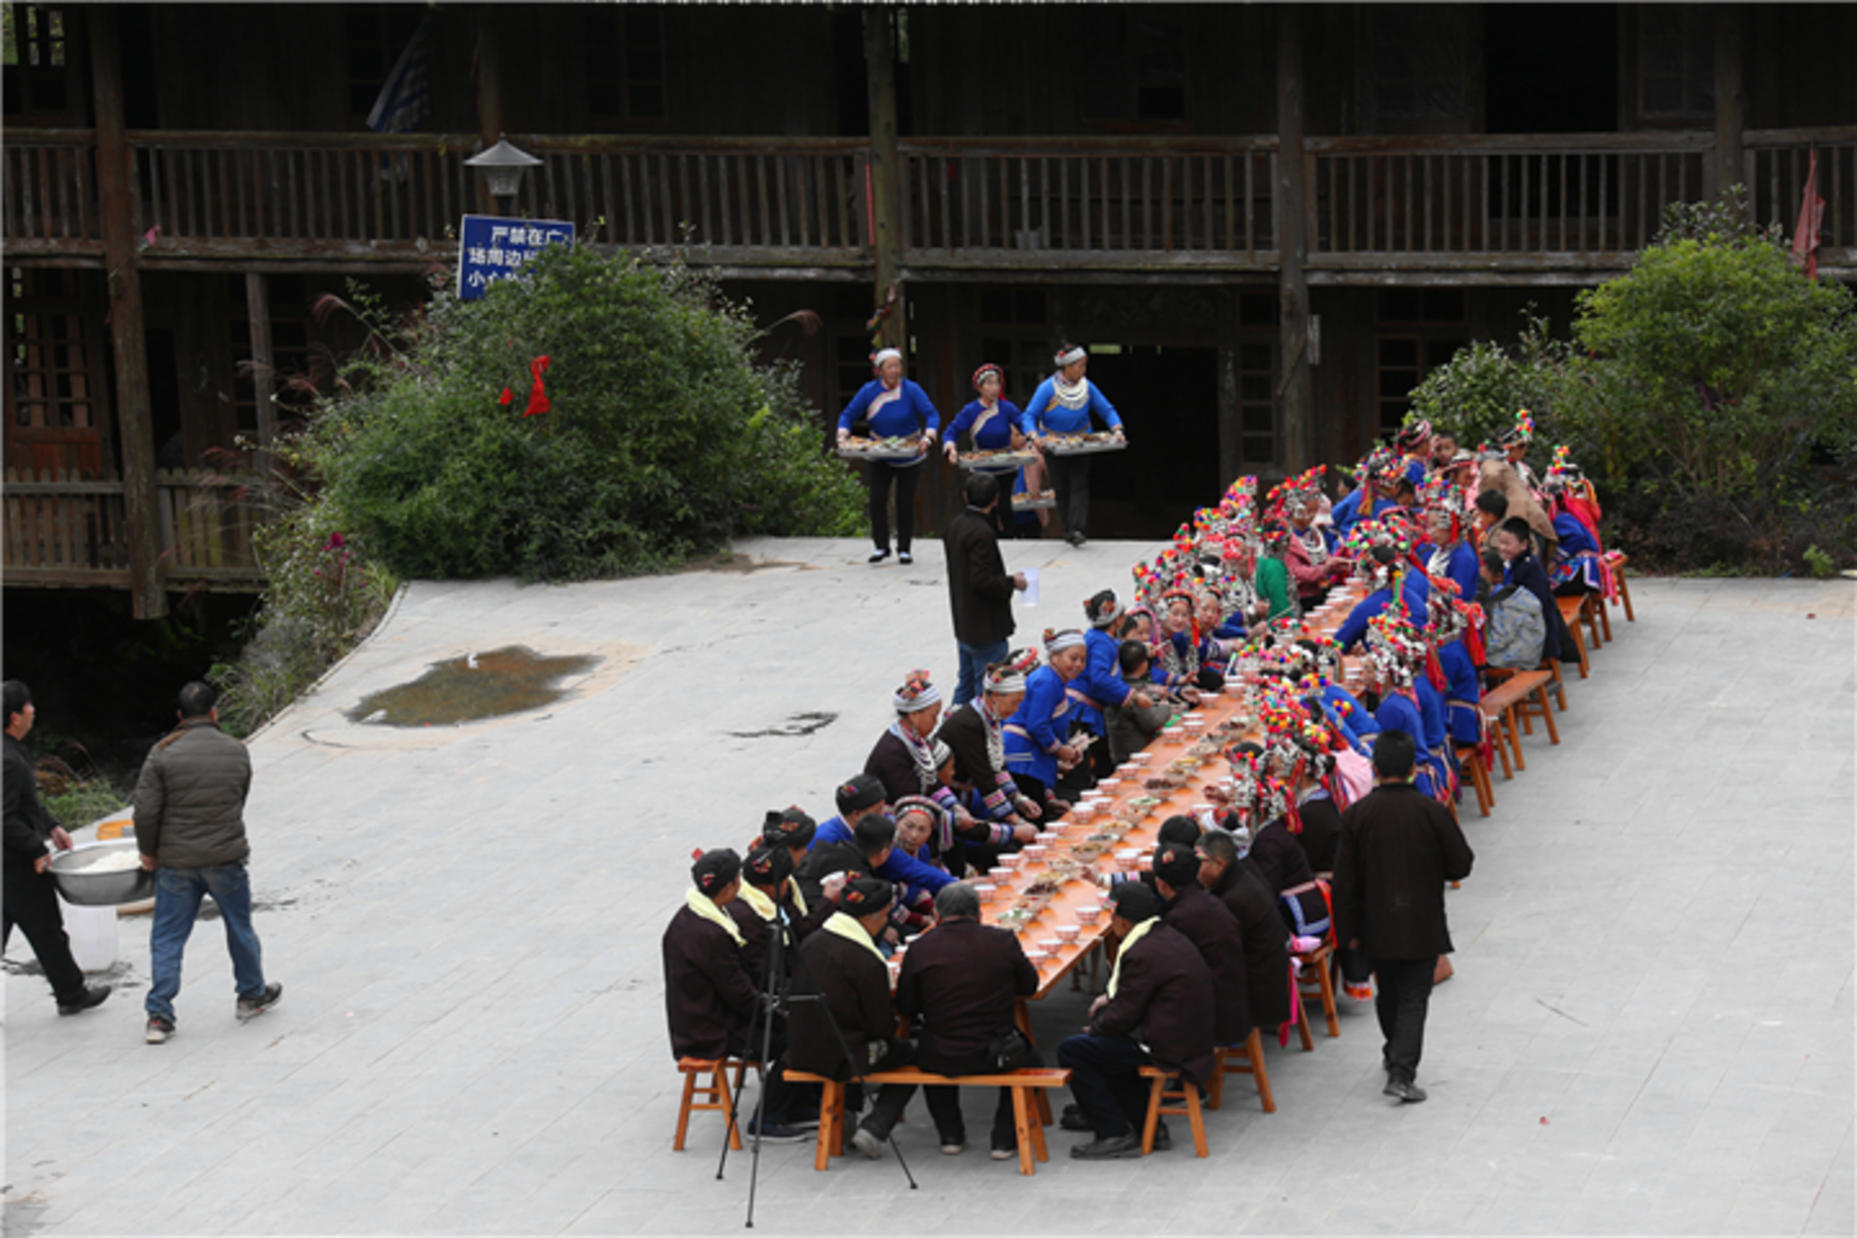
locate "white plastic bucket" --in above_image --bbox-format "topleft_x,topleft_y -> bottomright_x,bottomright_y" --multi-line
59,897 -> 118,972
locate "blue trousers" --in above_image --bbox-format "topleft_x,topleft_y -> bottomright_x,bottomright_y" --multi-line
953,638 -> 1010,707
146,862 -> 267,1020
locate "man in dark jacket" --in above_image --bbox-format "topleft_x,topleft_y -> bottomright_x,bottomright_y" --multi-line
795,803 -> 898,914
783,877 -> 914,1159
1196,828 -> 1293,1033
1152,843 -> 1251,1045
1332,729 -> 1474,1103
134,681 -> 279,1044
1057,882 -> 1215,1159
895,882 -> 1039,1157
2,681 -> 110,1015
664,849 -> 759,1060
942,472 -> 1028,706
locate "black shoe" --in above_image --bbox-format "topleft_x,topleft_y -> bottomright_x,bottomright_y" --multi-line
1070,1132 -> 1142,1160
743,1117 -> 806,1143
235,981 -> 282,1022
1058,1104 -> 1093,1133
869,548 -> 890,564
1383,1077 -> 1428,1103
898,550 -> 913,565
57,984 -> 111,1016
1151,1121 -> 1172,1151
145,1015 -> 174,1045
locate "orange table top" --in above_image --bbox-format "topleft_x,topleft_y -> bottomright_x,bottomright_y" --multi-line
950,583 -> 1367,998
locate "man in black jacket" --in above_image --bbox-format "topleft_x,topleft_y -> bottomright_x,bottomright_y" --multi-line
794,810 -> 895,914
1332,729 -> 1474,1103
895,882 -> 1039,1158
784,877 -> 914,1159
1153,843 -> 1251,1046
662,849 -> 758,1062
1196,828 -> 1293,1033
943,472 -> 1029,707
1057,882 -> 1215,1158
2,681 -> 110,1016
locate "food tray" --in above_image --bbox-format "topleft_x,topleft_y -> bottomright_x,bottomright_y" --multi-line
1012,490 -> 1057,512
837,436 -> 922,462
1041,432 -> 1126,457
958,449 -> 1039,472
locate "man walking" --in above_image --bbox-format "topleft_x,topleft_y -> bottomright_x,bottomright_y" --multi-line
134,681 -> 281,1044
3,681 -> 111,1016
942,471 -> 1028,706
1331,729 -> 1473,1103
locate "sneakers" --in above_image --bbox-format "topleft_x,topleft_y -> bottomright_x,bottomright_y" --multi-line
898,551 -> 913,565
1069,1132 -> 1141,1160
742,1117 -> 806,1143
939,1140 -> 964,1156
1384,1077 -> 1428,1103
850,1126 -> 885,1160
145,1015 -> 174,1044
989,1142 -> 1016,1161
57,984 -> 111,1016
235,982 -> 283,1022
1151,1121 -> 1173,1152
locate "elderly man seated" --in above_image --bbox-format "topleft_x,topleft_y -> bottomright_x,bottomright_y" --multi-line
661,849 -> 758,1063
783,877 -> 915,1160
1152,842 -> 1252,1049
1195,829 -> 1294,1038
895,882 -> 1040,1158
1056,882 -> 1215,1159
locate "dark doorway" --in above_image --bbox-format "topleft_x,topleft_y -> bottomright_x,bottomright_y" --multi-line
1485,5 -> 1618,133
1076,345 -> 1219,541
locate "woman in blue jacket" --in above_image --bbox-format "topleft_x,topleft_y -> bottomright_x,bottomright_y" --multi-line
943,363 -> 1029,538
1003,629 -> 1090,815
837,347 -> 940,564
1023,344 -> 1126,547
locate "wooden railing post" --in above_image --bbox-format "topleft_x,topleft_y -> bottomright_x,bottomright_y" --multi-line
89,8 -> 165,619
863,6 -> 906,349
1275,7 -> 1313,473
1713,4 -> 1746,209
244,272 -> 277,470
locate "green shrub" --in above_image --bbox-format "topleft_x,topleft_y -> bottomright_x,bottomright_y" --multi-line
41,778 -> 128,831
1405,315 -> 1568,451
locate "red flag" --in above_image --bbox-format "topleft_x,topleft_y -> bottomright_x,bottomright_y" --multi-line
522,355 -> 552,416
1792,149 -> 1824,281
498,387 -> 513,406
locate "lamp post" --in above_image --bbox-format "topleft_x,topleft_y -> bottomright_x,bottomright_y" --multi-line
465,134 -> 541,217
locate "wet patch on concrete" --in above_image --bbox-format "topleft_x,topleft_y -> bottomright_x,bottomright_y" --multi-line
346,646 -> 601,727
726,711 -> 838,739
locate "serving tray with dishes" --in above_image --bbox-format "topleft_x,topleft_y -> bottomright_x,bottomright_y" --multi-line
837,435 -> 923,462
957,447 -> 1039,472
1040,431 -> 1126,457
1012,488 -> 1057,512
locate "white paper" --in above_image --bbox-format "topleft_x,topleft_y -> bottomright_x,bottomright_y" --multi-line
1020,567 -> 1040,608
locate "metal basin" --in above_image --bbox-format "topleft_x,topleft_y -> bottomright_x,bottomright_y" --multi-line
48,840 -> 155,906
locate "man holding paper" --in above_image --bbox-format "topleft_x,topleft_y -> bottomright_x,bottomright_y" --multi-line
942,472 -> 1029,706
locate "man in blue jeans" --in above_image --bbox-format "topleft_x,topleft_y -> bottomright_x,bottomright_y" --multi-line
134,681 -> 281,1044
941,472 -> 1027,706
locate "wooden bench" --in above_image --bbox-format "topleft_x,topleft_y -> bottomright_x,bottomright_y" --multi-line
1555,595 -> 1591,679
1480,669 -> 1558,771
673,1056 -> 751,1152
782,1066 -> 1072,1175
1603,550 -> 1634,624
1295,939 -> 1340,1040
1207,1028 -> 1277,1113
1138,1065 -> 1210,1157
1456,742 -> 1495,816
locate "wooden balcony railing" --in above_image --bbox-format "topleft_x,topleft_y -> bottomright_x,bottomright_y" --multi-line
3,469 -> 265,590
897,137 -> 1279,269
1,126 -> 1851,273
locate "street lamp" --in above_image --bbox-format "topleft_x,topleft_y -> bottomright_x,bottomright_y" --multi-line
466,134 -> 541,216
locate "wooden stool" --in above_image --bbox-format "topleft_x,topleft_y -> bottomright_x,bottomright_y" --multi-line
1206,1029 -> 1276,1113
673,1056 -> 748,1152
782,1066 -> 1070,1175
1138,1065 -> 1209,1157
1456,743 -> 1494,816
1556,596 -> 1590,679
1579,591 -> 1607,649
1295,940 -> 1340,1039
1604,551 -> 1635,622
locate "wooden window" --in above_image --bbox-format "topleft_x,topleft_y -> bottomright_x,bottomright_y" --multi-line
588,8 -> 667,122
1638,7 -> 1713,121
1080,10 -> 1187,126
225,314 -> 312,439
2,4 -> 75,118
1374,333 -> 1465,437
1237,339 -> 1277,466
5,267 -> 106,476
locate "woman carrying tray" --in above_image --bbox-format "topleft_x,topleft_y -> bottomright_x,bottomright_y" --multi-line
1024,344 -> 1126,547
943,363 -> 1034,537
837,347 -> 940,564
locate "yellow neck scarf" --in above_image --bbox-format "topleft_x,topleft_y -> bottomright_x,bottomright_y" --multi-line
1107,916 -> 1159,997
738,883 -> 779,923
684,887 -> 744,947
822,911 -> 887,968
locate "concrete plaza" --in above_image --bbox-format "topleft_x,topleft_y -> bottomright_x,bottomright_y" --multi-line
5,538 -> 1852,1235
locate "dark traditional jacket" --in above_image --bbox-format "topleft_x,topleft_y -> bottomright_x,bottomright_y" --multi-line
784,917 -> 899,1080
1246,817 -> 1316,896
661,902 -> 759,1060
1209,860 -> 1293,1030
1294,795 -> 1343,875
1162,885 -> 1252,1045
1332,783 -> 1475,961
895,916 -> 1037,1065
3,733 -> 59,875
1090,921 -> 1216,1085
942,505 -> 1017,646
794,838 -> 874,911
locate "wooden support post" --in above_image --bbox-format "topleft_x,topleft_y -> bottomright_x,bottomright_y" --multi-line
1712,5 -> 1745,207
90,8 -> 165,619
244,272 -> 277,468
863,6 -> 905,349
1275,8 -> 1313,473
474,11 -> 504,216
